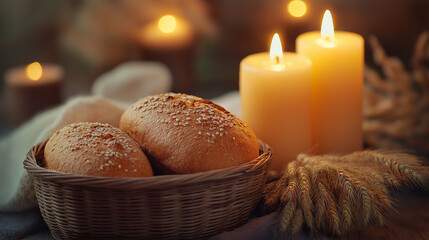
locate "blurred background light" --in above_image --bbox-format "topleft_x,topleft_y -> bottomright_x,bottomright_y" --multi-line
287,0 -> 307,18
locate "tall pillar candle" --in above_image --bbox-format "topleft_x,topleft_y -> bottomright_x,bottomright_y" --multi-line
240,34 -> 312,171
296,10 -> 364,155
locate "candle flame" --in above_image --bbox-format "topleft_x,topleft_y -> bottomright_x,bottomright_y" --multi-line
270,33 -> 283,63
158,15 -> 176,33
321,10 -> 334,41
287,0 -> 307,18
25,62 -> 43,81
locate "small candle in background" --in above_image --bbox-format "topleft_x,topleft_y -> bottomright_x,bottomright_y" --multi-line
5,62 -> 63,127
240,33 -> 312,171
283,0 -> 312,52
296,10 -> 364,155
140,15 -> 195,94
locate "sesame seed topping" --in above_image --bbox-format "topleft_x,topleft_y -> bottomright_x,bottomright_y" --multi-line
131,93 -> 250,145
51,122 -> 145,173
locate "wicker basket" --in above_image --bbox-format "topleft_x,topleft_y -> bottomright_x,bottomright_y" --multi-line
24,140 -> 272,240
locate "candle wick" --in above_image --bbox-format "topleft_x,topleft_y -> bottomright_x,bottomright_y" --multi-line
276,56 -> 280,64
323,35 -> 333,42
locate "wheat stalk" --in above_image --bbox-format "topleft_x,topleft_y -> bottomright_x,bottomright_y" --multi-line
278,197 -> 296,233
313,181 -> 328,229
297,167 -> 315,232
289,209 -> 304,236
264,150 -> 429,237
374,152 -> 426,186
363,32 -> 429,155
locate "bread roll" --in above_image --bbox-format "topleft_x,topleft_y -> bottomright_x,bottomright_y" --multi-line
120,93 -> 259,174
44,122 -> 153,177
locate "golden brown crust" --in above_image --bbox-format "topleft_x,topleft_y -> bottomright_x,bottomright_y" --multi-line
44,122 -> 153,177
119,93 -> 260,174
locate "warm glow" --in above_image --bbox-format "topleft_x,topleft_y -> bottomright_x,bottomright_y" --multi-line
158,15 -> 176,33
270,33 -> 283,63
287,0 -> 307,18
321,10 -> 334,41
25,62 -> 43,81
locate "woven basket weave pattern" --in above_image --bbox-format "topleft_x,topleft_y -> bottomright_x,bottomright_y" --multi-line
24,141 -> 271,240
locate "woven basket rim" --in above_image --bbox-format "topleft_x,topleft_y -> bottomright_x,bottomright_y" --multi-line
24,140 -> 271,190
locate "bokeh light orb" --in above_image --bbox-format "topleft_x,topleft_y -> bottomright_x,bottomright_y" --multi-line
25,62 -> 42,81
158,15 -> 176,33
287,0 -> 307,18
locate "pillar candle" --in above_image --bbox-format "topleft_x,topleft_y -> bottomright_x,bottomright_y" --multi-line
296,10 -> 364,155
240,34 -> 312,171
140,15 -> 195,93
5,62 -> 63,127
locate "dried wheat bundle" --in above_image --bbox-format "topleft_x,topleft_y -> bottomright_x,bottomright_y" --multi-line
363,32 -> 429,155
264,151 -> 429,237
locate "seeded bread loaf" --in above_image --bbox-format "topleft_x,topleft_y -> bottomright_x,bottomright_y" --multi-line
119,93 -> 260,174
44,122 -> 153,177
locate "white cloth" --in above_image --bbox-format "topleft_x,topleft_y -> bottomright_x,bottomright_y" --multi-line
92,61 -> 171,104
212,91 -> 241,118
0,62 -> 172,211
